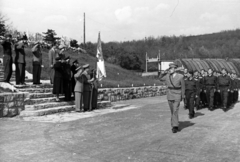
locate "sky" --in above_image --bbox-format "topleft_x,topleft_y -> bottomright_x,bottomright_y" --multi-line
0,0 -> 240,43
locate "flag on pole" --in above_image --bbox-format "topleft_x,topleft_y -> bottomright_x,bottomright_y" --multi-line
96,32 -> 106,80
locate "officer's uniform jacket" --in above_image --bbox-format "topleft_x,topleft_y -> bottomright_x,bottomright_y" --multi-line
159,72 -> 185,101
217,75 -> 231,90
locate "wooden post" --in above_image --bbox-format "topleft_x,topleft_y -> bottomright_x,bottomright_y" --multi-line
83,12 -> 86,45
146,52 -> 148,73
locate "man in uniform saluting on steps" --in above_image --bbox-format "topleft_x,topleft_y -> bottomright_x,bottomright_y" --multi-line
159,63 -> 185,133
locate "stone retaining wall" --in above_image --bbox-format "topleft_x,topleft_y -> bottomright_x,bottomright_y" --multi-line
98,86 -> 167,102
0,93 -> 25,117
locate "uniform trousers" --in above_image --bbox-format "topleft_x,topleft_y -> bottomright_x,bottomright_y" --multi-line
168,100 -> 180,127
3,55 -> 12,82
234,90 -> 239,103
185,90 -> 196,116
92,88 -> 98,110
219,87 -> 229,107
32,63 -> 41,84
227,92 -> 233,107
83,91 -> 91,111
50,68 -> 55,84
15,63 -> 25,84
200,91 -> 208,106
75,92 -> 83,111
205,86 -> 215,108
214,91 -> 221,107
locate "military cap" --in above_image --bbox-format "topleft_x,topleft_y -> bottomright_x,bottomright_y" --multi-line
73,59 -> 78,64
169,63 -> 178,68
83,64 -> 90,69
76,66 -> 82,71
64,56 -> 70,61
55,57 -> 62,61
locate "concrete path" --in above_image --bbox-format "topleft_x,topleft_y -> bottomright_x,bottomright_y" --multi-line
1,96 -> 240,162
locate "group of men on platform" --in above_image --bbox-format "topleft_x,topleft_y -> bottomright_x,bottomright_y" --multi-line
0,33 -> 29,85
0,33 -> 99,112
48,42 -> 99,112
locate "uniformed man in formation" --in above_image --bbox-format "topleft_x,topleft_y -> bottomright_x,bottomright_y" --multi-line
183,68 -> 239,113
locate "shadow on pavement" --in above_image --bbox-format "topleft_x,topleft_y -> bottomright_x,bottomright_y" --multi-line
194,112 -> 204,118
179,121 -> 195,131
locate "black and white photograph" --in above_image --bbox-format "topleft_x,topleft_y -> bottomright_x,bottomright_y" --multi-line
0,0 -> 240,161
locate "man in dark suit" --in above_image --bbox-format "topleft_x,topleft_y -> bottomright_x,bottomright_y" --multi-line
0,34 -> 13,83
14,35 -> 26,85
82,64 -> 94,112
159,63 -> 185,133
31,42 -> 42,84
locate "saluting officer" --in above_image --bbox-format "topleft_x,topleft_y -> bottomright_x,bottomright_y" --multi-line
217,68 -> 231,110
0,34 -> 13,83
185,71 -> 200,119
159,63 -> 185,133
204,68 -> 217,111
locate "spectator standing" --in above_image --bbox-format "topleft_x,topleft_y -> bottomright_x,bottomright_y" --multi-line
71,60 -> 79,97
0,34 -> 13,83
74,66 -> 84,112
90,69 -> 99,110
48,43 -> 58,84
14,35 -> 26,85
31,42 -> 42,84
82,64 -> 94,111
52,57 -> 64,102
62,56 -> 72,101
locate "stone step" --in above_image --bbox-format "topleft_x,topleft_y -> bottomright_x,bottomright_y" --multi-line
14,83 -> 53,89
20,101 -> 112,117
25,101 -> 74,110
20,105 -> 75,117
17,88 -> 53,93
28,93 -> 60,99
25,96 -> 66,105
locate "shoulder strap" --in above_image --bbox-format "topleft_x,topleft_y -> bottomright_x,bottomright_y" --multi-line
169,74 -> 176,88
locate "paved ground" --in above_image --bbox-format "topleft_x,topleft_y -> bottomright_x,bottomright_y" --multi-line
1,96 -> 240,162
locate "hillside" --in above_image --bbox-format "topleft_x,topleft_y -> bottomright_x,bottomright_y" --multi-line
0,46 -> 161,88
83,29 -> 240,71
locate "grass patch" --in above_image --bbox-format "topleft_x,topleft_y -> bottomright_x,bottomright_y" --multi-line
1,46 -> 162,88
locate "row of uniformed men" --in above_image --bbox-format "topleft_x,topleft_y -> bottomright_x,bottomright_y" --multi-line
184,68 -> 239,118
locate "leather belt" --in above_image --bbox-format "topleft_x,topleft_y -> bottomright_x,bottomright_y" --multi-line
168,87 -> 181,90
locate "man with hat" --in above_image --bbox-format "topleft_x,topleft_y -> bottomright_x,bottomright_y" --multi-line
74,65 -> 84,112
71,59 -> 79,97
14,34 -> 26,85
81,64 -> 94,111
31,42 -> 42,84
159,63 -> 185,133
0,34 -> 13,83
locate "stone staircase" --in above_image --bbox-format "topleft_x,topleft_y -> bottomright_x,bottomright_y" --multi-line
0,61 -> 112,117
